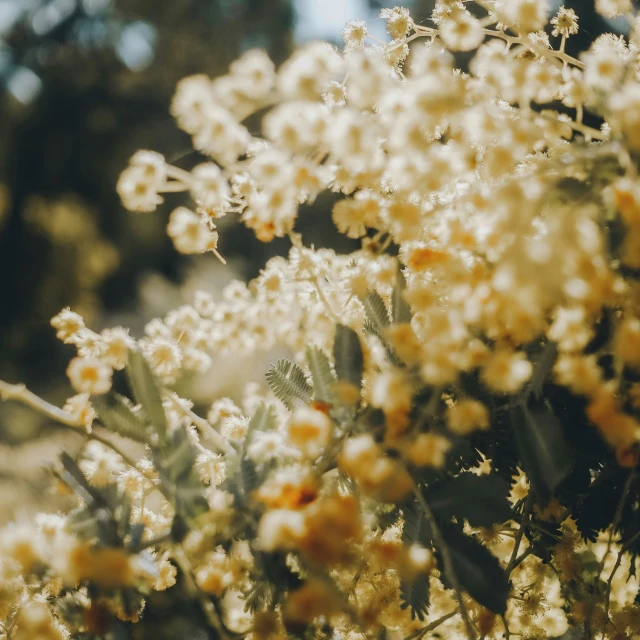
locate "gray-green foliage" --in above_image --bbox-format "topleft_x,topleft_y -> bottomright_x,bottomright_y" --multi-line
266,359 -> 313,409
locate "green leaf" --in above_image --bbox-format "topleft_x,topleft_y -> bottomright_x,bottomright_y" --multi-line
58,452 -> 99,507
375,504 -> 400,531
427,473 -> 512,528
243,581 -> 274,612
443,528 -> 510,615
306,346 -> 336,404
400,573 -> 430,620
92,394 -> 155,445
239,457 -> 260,499
392,267 -> 412,324
510,397 -> 573,502
363,291 -> 390,334
401,499 -> 428,545
153,426 -> 207,518
245,402 -> 276,443
362,291 -> 402,366
155,426 -> 196,483
127,349 -> 168,438
333,324 -> 364,390
266,359 -> 313,410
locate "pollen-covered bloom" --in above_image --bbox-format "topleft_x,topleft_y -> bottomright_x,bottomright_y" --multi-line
66,357 -> 113,395
286,406 -> 332,459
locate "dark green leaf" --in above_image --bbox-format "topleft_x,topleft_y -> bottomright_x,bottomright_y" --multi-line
427,473 -> 512,528
333,324 -> 364,391
443,528 -> 510,615
156,427 -> 196,482
127,349 -> 168,438
59,452 -> 99,507
92,393 -> 155,445
153,426 -> 207,518
391,267 -> 412,324
239,456 -> 260,498
266,359 -> 313,409
400,573 -> 430,620
401,500 -> 430,545
510,397 -> 573,502
243,581 -> 274,612
363,291 -> 390,334
306,346 -> 336,404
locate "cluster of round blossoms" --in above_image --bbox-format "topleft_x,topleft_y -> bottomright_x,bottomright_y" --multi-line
3,1 -> 640,639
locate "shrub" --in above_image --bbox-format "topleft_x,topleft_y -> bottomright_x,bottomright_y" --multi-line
3,2 -> 640,638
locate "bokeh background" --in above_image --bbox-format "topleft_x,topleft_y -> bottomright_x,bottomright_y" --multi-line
0,0 -> 631,519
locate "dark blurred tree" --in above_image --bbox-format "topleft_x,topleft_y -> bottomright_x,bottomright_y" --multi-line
0,0 -> 294,398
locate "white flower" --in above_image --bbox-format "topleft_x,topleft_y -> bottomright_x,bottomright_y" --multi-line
286,407 -> 333,459
229,49 -> 275,101
221,415 -> 249,442
500,0 -> 550,34
66,357 -> 113,395
129,150 -> 167,187
247,430 -> 297,462
277,42 -> 342,100
167,206 -> 219,255
595,0 -> 632,19
170,74 -> 216,134
191,107 -> 251,166
447,399 -> 490,435
140,339 -> 182,378
117,165 -> 163,213
257,509 -> 306,551
100,327 -> 135,370
322,81 -> 348,108
63,393 -> 96,429
51,307 -> 85,344
582,46 -> 626,93
190,163 -> 230,216
550,7 -> 579,38
263,101 -> 328,152
342,19 -> 368,51
481,350 -> 533,393
439,10 -> 484,52
380,6 -> 414,39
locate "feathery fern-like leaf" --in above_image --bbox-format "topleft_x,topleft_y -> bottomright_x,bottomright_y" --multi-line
363,291 -> 390,335
392,267 -> 412,324
126,349 -> 167,438
333,324 -> 363,390
93,394 -> 154,445
266,359 -> 313,409
400,573 -> 430,620
306,346 -> 336,404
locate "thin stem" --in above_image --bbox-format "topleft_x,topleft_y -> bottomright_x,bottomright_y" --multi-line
159,181 -> 190,193
166,392 -> 235,455
309,273 -> 341,323
588,470 -> 635,638
480,29 -> 585,69
165,165 -> 195,184
0,380 -> 84,428
507,491 -> 535,575
172,546 -> 229,636
404,610 -> 458,640
89,430 -> 141,469
511,547 -> 535,572
413,485 -> 476,640
598,471 -> 635,579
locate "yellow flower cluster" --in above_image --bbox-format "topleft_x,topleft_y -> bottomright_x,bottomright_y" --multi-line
3,1 -> 640,639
